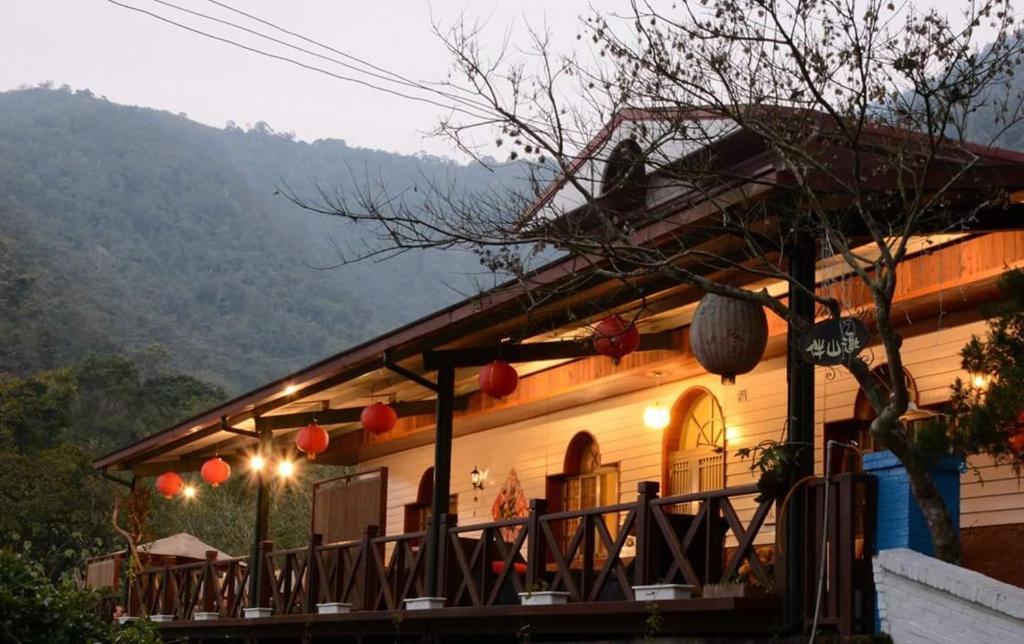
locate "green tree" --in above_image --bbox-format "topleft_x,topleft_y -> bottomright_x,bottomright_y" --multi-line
949,269 -> 1024,465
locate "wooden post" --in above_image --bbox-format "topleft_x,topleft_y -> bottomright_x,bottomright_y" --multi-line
160,565 -> 173,617
437,512 -> 457,604
526,498 -> 548,592
255,540 -> 274,611
633,481 -> 660,587
360,525 -> 379,610
201,550 -> 218,615
304,533 -> 323,614
425,365 -> 455,598
785,232 -> 816,632
247,419 -> 273,606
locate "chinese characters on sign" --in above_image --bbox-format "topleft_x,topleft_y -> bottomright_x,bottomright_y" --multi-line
798,317 -> 870,366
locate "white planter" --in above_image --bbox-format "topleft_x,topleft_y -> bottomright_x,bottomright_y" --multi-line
149,614 -> 176,623
518,591 -> 570,606
117,616 -> 139,625
632,583 -> 694,601
193,611 -> 220,621
317,602 -> 353,614
404,597 -> 446,610
243,607 -> 273,619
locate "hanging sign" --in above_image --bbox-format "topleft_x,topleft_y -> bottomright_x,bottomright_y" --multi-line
799,317 -> 869,366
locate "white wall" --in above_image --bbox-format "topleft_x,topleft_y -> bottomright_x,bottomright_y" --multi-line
874,548 -> 1024,643
361,318 -> 1023,537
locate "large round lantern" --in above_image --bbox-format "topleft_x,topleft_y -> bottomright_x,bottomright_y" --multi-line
295,422 -> 330,460
690,293 -> 768,385
479,360 -> 519,398
362,402 -> 398,434
593,315 -> 641,362
155,471 -> 184,499
1009,411 -> 1024,453
201,457 -> 231,487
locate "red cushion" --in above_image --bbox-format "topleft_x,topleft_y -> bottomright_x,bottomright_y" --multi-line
491,561 -> 528,576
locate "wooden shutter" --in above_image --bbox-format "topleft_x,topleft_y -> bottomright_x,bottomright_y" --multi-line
311,467 -> 388,544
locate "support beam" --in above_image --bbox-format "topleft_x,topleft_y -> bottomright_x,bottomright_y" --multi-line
248,419 -> 273,606
258,397 -> 468,432
424,365 -> 455,598
784,233 -> 816,631
422,331 -> 677,370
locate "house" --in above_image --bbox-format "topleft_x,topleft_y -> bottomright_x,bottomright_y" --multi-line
93,113 -> 1024,641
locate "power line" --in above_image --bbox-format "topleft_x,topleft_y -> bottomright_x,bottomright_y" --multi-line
105,0 -> 498,122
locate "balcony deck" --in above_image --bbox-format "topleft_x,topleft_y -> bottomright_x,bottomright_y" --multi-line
125,475 -> 875,641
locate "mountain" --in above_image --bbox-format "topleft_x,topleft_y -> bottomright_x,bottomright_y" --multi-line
0,88 -> 517,392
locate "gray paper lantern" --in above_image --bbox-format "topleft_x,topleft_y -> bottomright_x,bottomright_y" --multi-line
690,293 -> 768,384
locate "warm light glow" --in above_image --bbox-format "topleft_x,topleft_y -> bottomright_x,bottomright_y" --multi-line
971,373 -> 990,390
276,460 -> 295,478
725,425 -> 741,442
182,484 -> 197,499
249,455 -> 265,472
283,384 -> 298,396
643,403 -> 671,430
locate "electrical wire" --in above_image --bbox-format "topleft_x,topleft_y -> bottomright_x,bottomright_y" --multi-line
105,0 -> 497,122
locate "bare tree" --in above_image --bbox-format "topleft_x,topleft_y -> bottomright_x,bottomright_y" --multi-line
287,0 -> 1024,563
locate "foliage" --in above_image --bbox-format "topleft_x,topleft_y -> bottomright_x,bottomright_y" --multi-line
948,269 -> 1024,469
0,353 -> 224,577
735,440 -> 806,502
0,548 -> 158,644
0,86 -> 518,392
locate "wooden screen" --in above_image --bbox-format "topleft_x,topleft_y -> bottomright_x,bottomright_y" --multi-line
311,468 -> 388,544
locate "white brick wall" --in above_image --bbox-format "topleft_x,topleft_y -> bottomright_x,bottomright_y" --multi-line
874,549 -> 1024,643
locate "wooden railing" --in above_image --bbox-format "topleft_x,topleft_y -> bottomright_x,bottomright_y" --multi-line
128,551 -> 249,619
127,475 -> 874,638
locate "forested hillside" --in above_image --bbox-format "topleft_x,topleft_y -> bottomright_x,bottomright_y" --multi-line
0,87 -> 513,392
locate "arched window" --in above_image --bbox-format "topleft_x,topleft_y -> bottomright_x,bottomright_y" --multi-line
546,432 -> 619,552
662,388 -> 726,500
403,467 -> 458,533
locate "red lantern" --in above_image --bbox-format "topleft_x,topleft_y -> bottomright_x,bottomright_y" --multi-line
201,457 -> 231,487
155,471 -> 184,499
361,402 -> 398,434
479,360 -> 519,398
295,422 -> 330,460
1009,431 -> 1024,453
593,315 -> 641,361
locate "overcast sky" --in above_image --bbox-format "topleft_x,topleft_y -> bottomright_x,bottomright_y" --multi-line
0,0 -> 988,159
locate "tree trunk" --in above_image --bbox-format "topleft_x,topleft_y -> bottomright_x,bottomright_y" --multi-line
902,457 -> 962,564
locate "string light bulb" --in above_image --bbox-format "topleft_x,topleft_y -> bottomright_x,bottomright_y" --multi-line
182,484 -> 197,499
276,459 -> 295,478
249,455 -> 265,472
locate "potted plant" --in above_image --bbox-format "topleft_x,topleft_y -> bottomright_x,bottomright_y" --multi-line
518,580 -> 569,606
735,440 -> 806,502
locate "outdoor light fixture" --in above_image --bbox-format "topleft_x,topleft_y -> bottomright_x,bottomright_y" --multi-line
283,384 -> 298,396
182,484 -> 197,499
276,459 -> 295,479
470,466 -> 484,490
970,372 -> 990,390
643,402 -> 671,430
249,455 -> 266,472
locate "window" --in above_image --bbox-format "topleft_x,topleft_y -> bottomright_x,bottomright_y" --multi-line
403,467 -> 458,533
662,389 -> 726,506
546,432 -> 619,554
823,364 -> 929,473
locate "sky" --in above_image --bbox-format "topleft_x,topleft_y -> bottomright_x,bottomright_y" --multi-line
0,0 -> 991,159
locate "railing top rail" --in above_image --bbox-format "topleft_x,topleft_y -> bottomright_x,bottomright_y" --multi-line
136,555 -> 249,575
805,472 -> 876,486
540,501 -> 636,522
316,538 -> 363,550
653,484 -> 761,506
371,531 -> 426,545
450,517 -> 528,532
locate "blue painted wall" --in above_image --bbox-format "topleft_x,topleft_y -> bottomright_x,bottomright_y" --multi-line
862,450 -> 963,556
